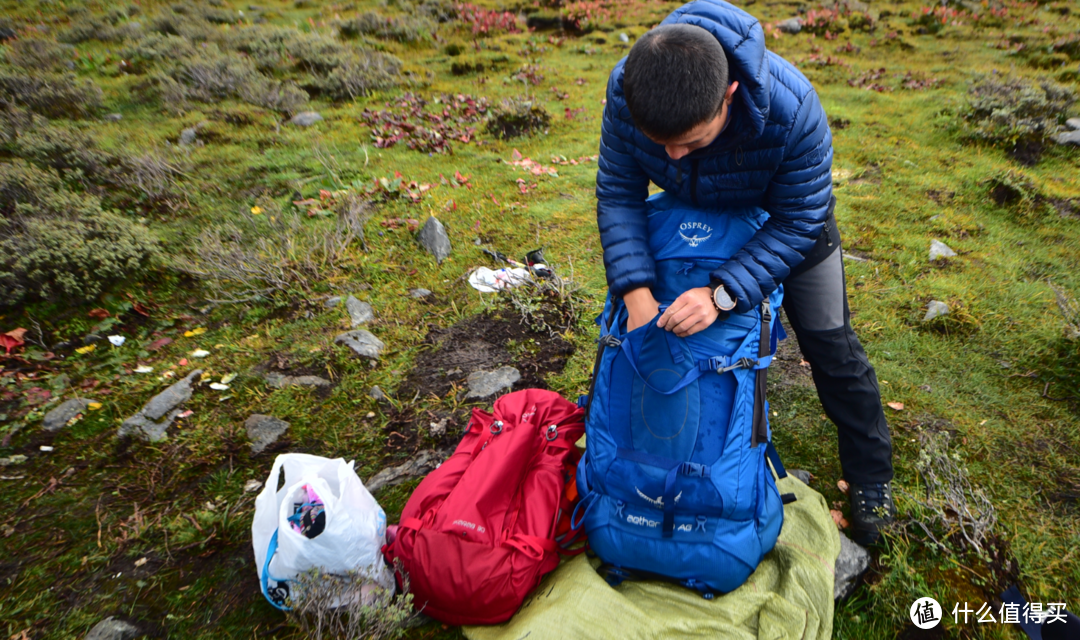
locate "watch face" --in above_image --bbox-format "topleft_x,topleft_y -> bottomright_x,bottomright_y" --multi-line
714,286 -> 736,311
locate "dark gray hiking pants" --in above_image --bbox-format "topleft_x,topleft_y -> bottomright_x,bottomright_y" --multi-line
780,199 -> 894,485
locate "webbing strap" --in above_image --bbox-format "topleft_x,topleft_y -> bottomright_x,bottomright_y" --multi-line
260,530 -> 293,611
766,441 -> 787,479
615,448 -> 710,478
751,301 -> 772,448
661,466 -> 679,538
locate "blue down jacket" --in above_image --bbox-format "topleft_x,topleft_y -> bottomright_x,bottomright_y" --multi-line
596,0 -> 833,313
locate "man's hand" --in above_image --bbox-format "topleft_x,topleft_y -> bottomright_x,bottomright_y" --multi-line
658,287 -> 718,337
624,287 -> 660,333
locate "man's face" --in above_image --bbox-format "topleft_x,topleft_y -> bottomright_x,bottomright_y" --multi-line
647,81 -> 740,161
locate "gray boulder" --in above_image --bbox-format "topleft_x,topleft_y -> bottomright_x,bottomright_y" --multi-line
366,450 -> 449,494
290,111 -> 323,127
788,469 -> 812,485
263,373 -> 331,389
777,17 -> 802,33
335,330 -> 385,359
42,398 -> 94,432
1054,130 -> 1080,146
245,414 -> 289,455
418,216 -> 452,264
466,367 -> 521,399
345,296 -> 374,326
834,532 -> 871,600
119,370 -> 202,442
84,616 -> 142,640
923,300 -> 950,322
929,239 -> 957,261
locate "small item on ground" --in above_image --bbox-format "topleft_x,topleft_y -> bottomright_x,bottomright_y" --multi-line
290,111 -> 323,127
246,414 -> 290,455
42,398 -> 94,432
923,300 -> 949,322
928,239 -> 957,261
84,616 -> 141,640
334,330 -> 385,359
365,449 -> 449,494
368,385 -> 388,401
0,455 -> 28,467
834,532 -> 871,600
244,479 -> 263,493
118,369 -> 202,442
1054,130 -> 1080,146
345,296 -> 374,326
40,445 -> 53,452
191,349 -> 210,358
324,296 -> 342,308
468,267 -> 531,292
465,366 -> 522,398
263,373 -> 332,389
107,335 -> 126,347
408,288 -> 432,299
418,215 -> 452,264
777,17 -> 802,33
887,401 -> 905,411
134,365 -> 154,374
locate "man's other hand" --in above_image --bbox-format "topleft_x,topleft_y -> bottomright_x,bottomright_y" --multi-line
658,287 -> 718,337
624,287 -> 660,333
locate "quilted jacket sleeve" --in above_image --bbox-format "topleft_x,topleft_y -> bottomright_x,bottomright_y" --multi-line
710,87 -> 833,313
596,71 -> 654,298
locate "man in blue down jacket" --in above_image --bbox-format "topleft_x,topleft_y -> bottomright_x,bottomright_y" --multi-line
596,0 -> 895,544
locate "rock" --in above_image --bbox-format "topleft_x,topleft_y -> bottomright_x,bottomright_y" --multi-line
245,414 -> 289,455
263,373 -> 332,389
466,366 -> 521,399
104,113 -> 123,122
366,450 -> 449,494
929,239 -> 957,261
179,127 -> 197,145
84,616 -> 142,640
345,296 -> 374,326
369,386 -> 388,401
834,532 -> 871,600
1067,118 -> 1080,131
290,111 -> 323,127
325,296 -> 343,308
788,469 -> 812,485
923,300 -> 950,322
335,330 -> 385,360
417,216 -> 452,264
118,370 -> 202,442
0,28 -> 16,42
777,17 -> 802,33
429,417 -> 448,438
408,288 -> 432,299
618,32 -> 629,42
1053,130 -> 1080,146
42,398 -> 94,432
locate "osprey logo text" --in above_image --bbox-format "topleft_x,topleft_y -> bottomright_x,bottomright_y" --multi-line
679,221 -> 713,248
626,514 -> 661,528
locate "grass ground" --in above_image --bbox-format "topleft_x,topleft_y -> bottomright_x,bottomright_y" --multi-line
1,0 -> 1079,638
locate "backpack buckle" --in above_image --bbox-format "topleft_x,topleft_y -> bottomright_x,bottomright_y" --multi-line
545,424 -> 558,441
490,420 -> 504,435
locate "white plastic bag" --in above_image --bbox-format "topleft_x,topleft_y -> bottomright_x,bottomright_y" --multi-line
252,453 -> 393,609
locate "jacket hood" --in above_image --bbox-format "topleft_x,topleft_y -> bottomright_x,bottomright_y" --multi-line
659,0 -> 771,147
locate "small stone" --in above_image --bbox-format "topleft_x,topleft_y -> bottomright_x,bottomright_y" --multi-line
179,127 -> 197,145
0,28 -> 16,42
834,532 -> 871,600
345,296 -> 374,326
104,113 -> 122,122
429,417 -> 448,438
245,414 -> 290,455
1053,130 -> 1080,146
325,296 -> 343,308
1066,118 -> 1080,131
618,32 -> 629,42
369,386 -> 388,401
84,616 -> 142,640
263,373 -> 332,389
923,300 -> 950,322
0,454 -> 28,467
408,288 -> 432,299
290,111 -> 323,127
777,17 -> 802,33
118,370 -> 202,442
365,450 -> 449,494
42,398 -> 94,432
466,367 -> 521,399
417,216 -> 452,264
335,330 -> 385,359
244,478 -> 263,493
929,239 -> 957,261
788,469 -> 812,485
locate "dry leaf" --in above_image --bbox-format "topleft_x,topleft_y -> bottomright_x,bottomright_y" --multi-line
134,557 -> 148,567
837,479 -> 850,494
830,509 -> 850,529
887,401 -> 905,411
75,344 -> 96,355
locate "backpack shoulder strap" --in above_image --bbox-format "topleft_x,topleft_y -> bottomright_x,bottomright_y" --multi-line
751,300 -> 773,448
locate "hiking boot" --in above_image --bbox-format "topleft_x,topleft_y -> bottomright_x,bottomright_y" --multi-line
848,481 -> 896,546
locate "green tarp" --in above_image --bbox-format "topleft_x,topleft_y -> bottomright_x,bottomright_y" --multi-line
465,474 -> 840,640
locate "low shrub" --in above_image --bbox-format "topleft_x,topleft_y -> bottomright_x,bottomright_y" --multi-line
337,12 -> 437,43
121,33 -> 198,73
963,75 -> 1075,164
0,161 -> 159,307
314,52 -> 402,101
150,13 -> 216,42
12,119 -> 120,183
986,169 -> 1044,217
121,149 -> 187,203
0,72 -> 103,119
486,97 -> 551,139
457,3 -> 521,35
5,39 -> 75,71
238,79 -> 310,114
59,17 -> 143,44
173,47 -> 263,102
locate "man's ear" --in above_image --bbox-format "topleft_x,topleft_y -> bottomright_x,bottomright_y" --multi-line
724,81 -> 740,104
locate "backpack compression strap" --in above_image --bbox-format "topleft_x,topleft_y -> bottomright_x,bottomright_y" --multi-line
751,301 -> 772,448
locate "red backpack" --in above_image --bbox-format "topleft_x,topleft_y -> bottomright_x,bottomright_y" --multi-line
382,389 -> 586,625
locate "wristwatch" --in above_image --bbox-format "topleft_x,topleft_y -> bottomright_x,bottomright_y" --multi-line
709,281 -> 737,312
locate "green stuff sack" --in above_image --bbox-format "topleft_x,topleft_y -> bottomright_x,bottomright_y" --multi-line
464,474 -> 840,640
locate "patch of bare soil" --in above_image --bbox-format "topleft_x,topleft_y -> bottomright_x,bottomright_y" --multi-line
769,317 -> 814,389
386,304 -> 575,455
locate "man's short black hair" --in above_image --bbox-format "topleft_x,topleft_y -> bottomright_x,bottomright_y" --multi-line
623,24 -> 729,141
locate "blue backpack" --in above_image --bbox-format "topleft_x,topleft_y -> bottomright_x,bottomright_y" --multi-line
575,192 -> 792,596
